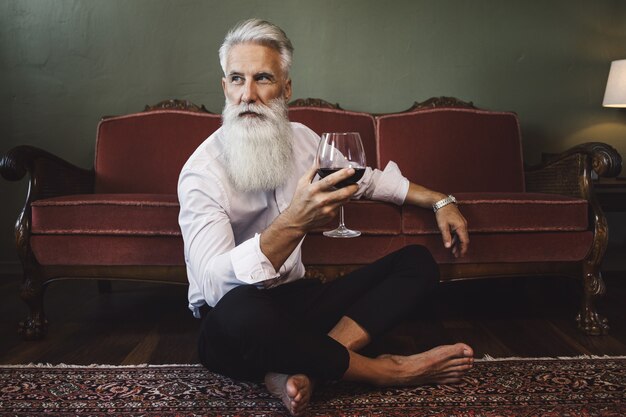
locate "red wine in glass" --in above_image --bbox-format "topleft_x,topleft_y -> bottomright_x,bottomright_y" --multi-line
317,167 -> 366,189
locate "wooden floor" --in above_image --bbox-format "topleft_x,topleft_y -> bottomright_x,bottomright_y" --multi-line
1,272 -> 625,365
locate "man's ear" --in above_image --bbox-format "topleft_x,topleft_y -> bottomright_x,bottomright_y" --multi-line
284,78 -> 292,102
221,77 -> 227,95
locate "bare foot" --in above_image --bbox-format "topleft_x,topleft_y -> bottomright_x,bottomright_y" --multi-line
264,372 -> 313,416
377,343 -> 474,386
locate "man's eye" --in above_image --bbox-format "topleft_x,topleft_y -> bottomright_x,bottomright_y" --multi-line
256,75 -> 273,84
230,76 -> 244,84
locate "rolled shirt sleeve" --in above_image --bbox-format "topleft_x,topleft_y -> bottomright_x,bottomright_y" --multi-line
354,161 -> 409,205
230,233 -> 280,284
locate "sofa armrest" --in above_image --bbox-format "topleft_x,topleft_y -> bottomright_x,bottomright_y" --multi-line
524,142 -> 622,198
1,145 -> 95,263
1,145 -> 94,201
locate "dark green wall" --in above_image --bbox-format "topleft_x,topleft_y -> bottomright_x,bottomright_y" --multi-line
2,0 -> 626,270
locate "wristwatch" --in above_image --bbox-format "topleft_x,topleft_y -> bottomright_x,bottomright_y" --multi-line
432,195 -> 457,213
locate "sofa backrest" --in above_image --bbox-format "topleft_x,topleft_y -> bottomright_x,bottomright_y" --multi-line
95,110 -> 222,194
376,108 -> 525,192
289,106 -> 378,169
94,101 -> 523,195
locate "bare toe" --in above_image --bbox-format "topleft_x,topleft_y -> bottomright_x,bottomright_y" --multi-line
265,373 -> 313,416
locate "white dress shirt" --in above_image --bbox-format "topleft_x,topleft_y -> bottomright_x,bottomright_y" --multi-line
178,122 -> 409,317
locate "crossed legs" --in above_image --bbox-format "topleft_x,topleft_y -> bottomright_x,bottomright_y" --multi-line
198,245 -> 474,416
265,316 -> 473,415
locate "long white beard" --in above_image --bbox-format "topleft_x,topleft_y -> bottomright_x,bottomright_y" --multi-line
221,99 -> 294,193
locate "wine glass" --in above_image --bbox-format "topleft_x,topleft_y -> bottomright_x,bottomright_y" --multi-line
316,132 -> 367,238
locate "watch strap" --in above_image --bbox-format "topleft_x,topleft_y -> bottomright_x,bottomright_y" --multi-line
432,195 -> 457,212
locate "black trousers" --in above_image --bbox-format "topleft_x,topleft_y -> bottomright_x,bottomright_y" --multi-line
197,244 -> 439,381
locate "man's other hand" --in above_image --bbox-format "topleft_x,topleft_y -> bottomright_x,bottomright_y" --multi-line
436,205 -> 469,258
283,165 -> 359,232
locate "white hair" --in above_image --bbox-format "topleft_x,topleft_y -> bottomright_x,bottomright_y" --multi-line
219,18 -> 294,77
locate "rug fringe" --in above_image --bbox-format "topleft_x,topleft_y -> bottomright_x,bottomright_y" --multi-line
0,363 -> 205,369
1,356 -> 626,368
478,354 -> 626,362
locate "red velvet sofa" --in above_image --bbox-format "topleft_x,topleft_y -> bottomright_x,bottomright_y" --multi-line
1,98 -> 621,340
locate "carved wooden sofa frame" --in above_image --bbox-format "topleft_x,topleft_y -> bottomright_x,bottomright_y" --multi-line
1,97 -> 621,340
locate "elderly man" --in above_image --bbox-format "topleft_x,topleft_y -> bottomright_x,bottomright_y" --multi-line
178,19 -> 473,416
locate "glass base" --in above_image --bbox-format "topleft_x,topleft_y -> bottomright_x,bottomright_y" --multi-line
323,225 -> 361,238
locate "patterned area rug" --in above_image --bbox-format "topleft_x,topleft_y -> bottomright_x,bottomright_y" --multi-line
0,357 -> 624,416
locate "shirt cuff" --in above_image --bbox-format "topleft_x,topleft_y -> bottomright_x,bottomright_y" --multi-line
371,161 -> 410,205
230,233 -> 280,285
190,304 -> 201,319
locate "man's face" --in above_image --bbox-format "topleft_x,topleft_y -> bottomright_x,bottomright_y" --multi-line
222,43 -> 292,110
220,42 -> 294,193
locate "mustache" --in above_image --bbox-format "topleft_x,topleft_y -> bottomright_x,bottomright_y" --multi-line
229,102 -> 274,119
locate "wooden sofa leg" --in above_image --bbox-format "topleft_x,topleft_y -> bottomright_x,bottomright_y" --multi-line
18,265 -> 48,340
576,264 -> 609,335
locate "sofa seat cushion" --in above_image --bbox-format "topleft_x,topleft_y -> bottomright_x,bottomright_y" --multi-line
30,194 -> 182,266
309,200 -> 402,234
302,232 -> 593,266
30,235 -> 184,266
303,192 -> 592,268
402,192 -> 589,234
303,235 -> 408,265
404,232 -> 593,265
31,194 -> 181,236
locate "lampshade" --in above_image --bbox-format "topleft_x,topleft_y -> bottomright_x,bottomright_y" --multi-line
603,59 -> 626,107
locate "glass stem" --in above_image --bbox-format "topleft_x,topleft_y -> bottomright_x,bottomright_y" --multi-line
338,205 -> 346,228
